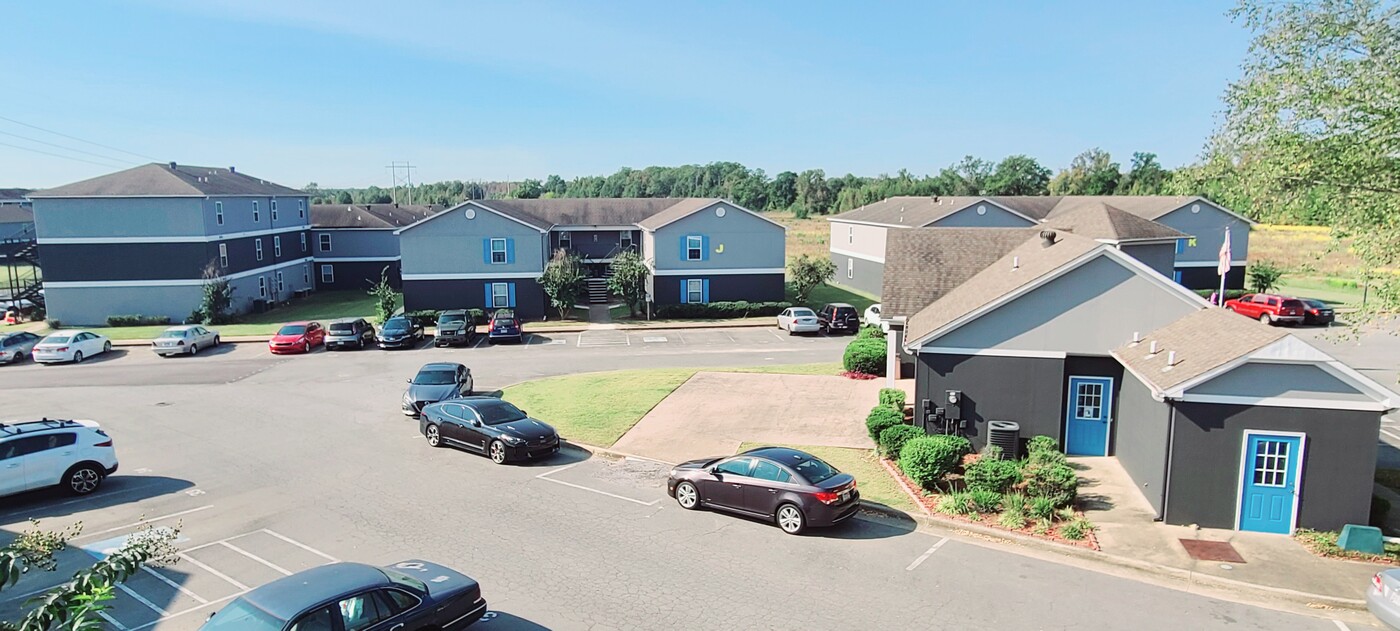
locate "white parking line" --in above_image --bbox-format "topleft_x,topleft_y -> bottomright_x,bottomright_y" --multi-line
260,529 -> 339,562
98,611 -> 129,630
1332,620 -> 1351,631
128,593 -> 243,631
1382,428 -> 1400,442
141,566 -> 207,603
116,581 -> 171,616
905,537 -> 949,571
74,505 -> 214,541
767,328 -> 785,341
219,541 -> 293,575
178,552 -> 250,590
535,463 -> 661,507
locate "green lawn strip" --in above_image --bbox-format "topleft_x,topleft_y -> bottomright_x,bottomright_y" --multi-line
1274,276 -> 1366,307
39,291 -> 381,339
788,283 -> 878,313
500,363 -> 842,448
1295,528 -> 1400,565
738,441 -> 915,514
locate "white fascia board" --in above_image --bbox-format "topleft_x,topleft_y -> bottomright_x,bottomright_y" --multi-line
650,268 -> 785,276
829,247 -> 885,264
38,225 -> 309,244
402,271 -> 542,281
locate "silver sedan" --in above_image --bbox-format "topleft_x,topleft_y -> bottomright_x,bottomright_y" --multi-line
152,325 -> 221,356
1369,569 -> 1400,629
776,307 -> 821,335
0,331 -> 41,364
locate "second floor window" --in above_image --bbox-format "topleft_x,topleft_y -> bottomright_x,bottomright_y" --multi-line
215,202 -> 224,225
686,235 -> 703,261
298,199 -> 305,218
255,238 -> 264,261
490,238 -> 507,264
253,201 -> 260,222
319,234 -> 332,252
559,232 -> 571,250
300,233 -> 307,252
271,199 -> 279,221
274,235 -> 282,257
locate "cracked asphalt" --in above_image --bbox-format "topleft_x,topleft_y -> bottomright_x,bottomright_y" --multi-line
0,329 -> 1379,629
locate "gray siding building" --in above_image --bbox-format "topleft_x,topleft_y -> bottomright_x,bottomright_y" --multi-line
310,204 -> 438,291
29,163 -> 312,325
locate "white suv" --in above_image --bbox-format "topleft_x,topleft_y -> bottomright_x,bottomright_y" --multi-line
0,419 -> 119,498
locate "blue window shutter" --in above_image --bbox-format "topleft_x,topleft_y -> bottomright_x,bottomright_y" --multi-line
507,283 -> 516,308
680,281 -> 688,304
506,238 -> 516,264
680,235 -> 688,261
702,279 -> 710,303
484,284 -> 493,308
1173,271 -> 1183,284
1175,239 -> 1185,255
482,239 -> 491,264
701,236 -> 710,261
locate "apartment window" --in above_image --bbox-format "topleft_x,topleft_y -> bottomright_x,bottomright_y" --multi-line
276,271 -> 284,292
298,200 -> 305,218
255,238 -> 264,261
847,257 -> 854,279
303,264 -> 309,284
218,243 -> 228,268
274,235 -> 282,257
621,231 -> 632,249
215,202 -> 224,226
686,235 -> 703,261
319,234 -> 332,252
559,232 -> 571,250
491,282 -> 510,308
258,276 -> 267,298
490,238 -> 507,264
271,199 -> 279,221
321,264 -> 334,284
300,233 -> 307,252
848,226 -> 853,244
686,279 -> 704,304
253,201 -> 260,223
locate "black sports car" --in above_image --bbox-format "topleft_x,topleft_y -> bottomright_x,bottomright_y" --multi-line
200,560 -> 486,631
419,396 -> 560,464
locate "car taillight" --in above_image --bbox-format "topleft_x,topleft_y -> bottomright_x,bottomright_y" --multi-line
814,491 -> 841,505
54,346 -> 68,352
94,440 -> 112,447
1375,573 -> 1386,593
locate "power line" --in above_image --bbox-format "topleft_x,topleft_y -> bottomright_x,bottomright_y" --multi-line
0,129 -> 136,166
0,114 -> 161,162
0,139 -> 132,168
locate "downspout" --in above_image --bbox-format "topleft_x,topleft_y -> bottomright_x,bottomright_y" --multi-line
1159,404 -> 1176,522
885,327 -> 897,387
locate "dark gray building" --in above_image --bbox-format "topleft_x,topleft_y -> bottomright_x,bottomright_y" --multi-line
29,163 -> 313,325
310,204 -> 439,291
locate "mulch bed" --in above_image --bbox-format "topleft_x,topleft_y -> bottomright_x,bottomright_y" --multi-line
879,458 -> 1101,551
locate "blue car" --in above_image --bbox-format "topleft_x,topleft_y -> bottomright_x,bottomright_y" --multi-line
486,309 -> 523,344
201,560 -> 486,631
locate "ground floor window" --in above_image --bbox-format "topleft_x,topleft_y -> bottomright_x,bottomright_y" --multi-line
258,276 -> 267,298
303,264 -> 309,284
491,282 -> 510,308
847,257 -> 854,279
276,271 -> 284,293
320,264 -> 334,284
685,279 -> 705,304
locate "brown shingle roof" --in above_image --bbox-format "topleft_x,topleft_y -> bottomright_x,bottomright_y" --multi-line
634,198 -> 723,230
829,196 -> 992,227
476,198 -> 696,230
1112,308 -> 1287,394
29,163 -> 305,198
903,231 -> 1105,344
881,227 -> 1040,318
311,204 -> 441,229
1045,201 -> 1189,242
1045,196 -> 1198,221
0,188 -> 30,202
0,205 -> 33,224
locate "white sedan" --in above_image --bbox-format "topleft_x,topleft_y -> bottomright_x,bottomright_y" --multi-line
33,330 -> 112,364
776,307 -> 821,335
864,304 -> 882,327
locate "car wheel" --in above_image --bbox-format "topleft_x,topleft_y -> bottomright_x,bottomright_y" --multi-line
489,440 -> 507,464
675,481 -> 700,510
1258,313 -> 1271,326
189,344 -> 198,355
776,503 -> 806,535
64,464 -> 103,495
73,351 -> 84,363
358,339 -> 365,349
103,341 -> 111,353
424,424 -> 442,447
213,336 -> 220,347
303,342 -> 310,353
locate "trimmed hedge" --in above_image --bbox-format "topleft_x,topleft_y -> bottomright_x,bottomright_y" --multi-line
878,387 -> 907,411
898,434 -> 972,488
1024,462 -> 1079,508
106,314 -> 171,327
856,325 -> 885,340
1194,288 -> 1248,302
865,405 -> 903,441
843,338 -> 887,376
964,456 -> 1022,494
878,424 -> 924,458
653,301 -> 792,319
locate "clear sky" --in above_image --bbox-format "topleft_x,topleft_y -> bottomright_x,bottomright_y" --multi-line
2,0 -> 1252,189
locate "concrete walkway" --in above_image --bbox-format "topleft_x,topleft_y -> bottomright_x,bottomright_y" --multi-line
586,304 -> 613,324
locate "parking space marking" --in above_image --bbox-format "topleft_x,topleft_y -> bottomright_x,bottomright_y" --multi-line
642,336 -> 668,343
260,529 -> 339,562
905,537 -> 949,571
177,553 -> 250,590
115,581 -> 172,617
1382,428 -> 1400,442
218,541 -> 293,575
73,505 -> 214,541
128,594 -> 242,631
1332,620 -> 1351,631
535,462 -> 662,507
767,328 -> 785,341
141,566 -> 207,603
98,611 -> 129,630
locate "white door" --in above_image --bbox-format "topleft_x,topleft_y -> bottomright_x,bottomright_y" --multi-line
0,439 -> 28,495
23,433 -> 78,488
74,333 -> 96,357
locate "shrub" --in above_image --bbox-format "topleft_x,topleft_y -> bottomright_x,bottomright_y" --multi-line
1028,448 -> 1068,468
1031,518 -> 1053,536
1026,435 -> 1059,455
1060,518 -> 1094,541
1193,288 -> 1248,302
898,435 -> 970,488
843,338 -> 886,376
865,405 -> 903,441
969,489 -> 1003,513
981,444 -> 1004,460
788,254 -> 836,304
652,301 -> 792,319
999,494 -> 1028,530
46,319 -> 61,329
106,314 -> 171,327
878,387 -> 906,410
1248,260 -> 1285,294
1057,507 -> 1078,522
878,425 -> 924,458
1373,496 -> 1393,528
856,325 -> 886,340
403,310 -> 440,328
964,457 -> 1022,494
1025,463 -> 1079,508
1028,495 -> 1057,521
937,492 -> 974,515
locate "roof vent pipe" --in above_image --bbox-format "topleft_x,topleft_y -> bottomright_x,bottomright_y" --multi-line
1167,350 -> 1178,365
1040,229 -> 1058,248
1012,256 -> 1020,270
1149,341 -> 1159,355
168,161 -> 177,169
229,166 -> 236,173
1132,331 -> 1140,344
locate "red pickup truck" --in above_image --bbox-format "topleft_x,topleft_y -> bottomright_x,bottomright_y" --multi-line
1223,293 -> 1305,326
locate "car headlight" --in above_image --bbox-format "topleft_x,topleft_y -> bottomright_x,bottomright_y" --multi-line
501,435 -> 526,445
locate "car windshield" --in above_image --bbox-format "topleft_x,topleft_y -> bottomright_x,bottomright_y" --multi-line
474,400 -> 527,425
438,314 -> 466,325
413,370 -> 457,385
834,307 -> 857,317
493,310 -> 516,321
383,319 -> 409,332
277,325 -> 307,336
383,568 -> 427,595
1304,300 -> 1326,309
792,455 -> 839,484
43,335 -> 72,344
791,308 -> 815,317
201,599 -> 284,630
329,323 -> 356,334
1282,300 -> 1305,309
157,330 -> 189,338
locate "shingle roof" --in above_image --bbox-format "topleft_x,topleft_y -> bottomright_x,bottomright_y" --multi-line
475,198 -> 697,230
828,196 -> 989,227
29,163 -> 305,198
0,205 -> 33,224
1045,196 -> 1198,221
880,228 -> 1040,318
0,188 -> 30,202
1112,308 -> 1288,394
830,195 -> 1238,227
986,196 -> 1061,220
1045,201 -> 1189,242
903,231 -> 1105,344
634,198 -> 723,230
311,204 -> 441,229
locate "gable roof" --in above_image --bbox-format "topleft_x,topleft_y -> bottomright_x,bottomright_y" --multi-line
829,195 -> 1252,228
1044,201 -> 1189,242
311,204 -> 441,229
29,163 -> 305,198
480,197 -> 687,230
0,205 -> 33,224
828,196 -> 1034,227
0,188 -> 29,202
880,227 -> 1039,318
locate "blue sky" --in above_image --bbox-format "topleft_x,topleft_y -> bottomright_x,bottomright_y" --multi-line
2,1 -> 1251,189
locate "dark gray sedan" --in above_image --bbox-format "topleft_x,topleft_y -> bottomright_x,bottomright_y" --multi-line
0,331 -> 40,364
402,362 -> 473,418
667,446 -> 859,535
419,397 -> 560,464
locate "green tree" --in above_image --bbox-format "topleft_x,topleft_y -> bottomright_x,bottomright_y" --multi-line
768,171 -> 798,210
1049,148 -> 1121,195
787,254 -> 836,304
367,266 -> 399,323
540,249 -> 586,320
335,190 -> 353,204
986,155 -> 1051,195
509,179 -> 543,199
795,170 -> 831,215
1118,152 -> 1171,194
197,262 -> 234,325
1247,260 -> 1285,294
607,250 -> 650,318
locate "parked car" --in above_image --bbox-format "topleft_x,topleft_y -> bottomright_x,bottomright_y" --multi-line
33,330 -> 111,364
325,317 -> 376,350
1298,298 -> 1335,326
486,309 -> 523,344
151,325 -> 220,357
776,307 -> 820,335
0,418 -> 119,498
1368,569 -> 1400,630
402,362 -> 474,418
817,303 -> 861,335
864,304 -> 882,328
378,316 -> 424,349
200,560 -> 487,631
667,446 -> 859,535
435,310 -> 476,347
419,396 -> 560,464
268,321 -> 325,354
0,331 -> 41,364
1223,293 -> 1305,326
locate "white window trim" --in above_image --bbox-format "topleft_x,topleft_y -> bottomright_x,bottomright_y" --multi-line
319,234 -> 332,252
298,199 -> 305,218
491,282 -> 510,308
253,201 -> 260,222
271,199 -> 279,221
215,201 -> 224,226
258,276 -> 267,298
685,235 -> 703,261
559,232 -> 572,248
847,258 -> 854,279
273,235 -> 282,257
490,238 -> 508,265
218,243 -> 228,268
300,233 -> 307,252
320,264 -> 334,284
686,278 -> 703,304
848,226 -> 853,244
276,271 -> 284,292
621,231 -> 633,248
303,263 -> 309,284
255,238 -> 264,261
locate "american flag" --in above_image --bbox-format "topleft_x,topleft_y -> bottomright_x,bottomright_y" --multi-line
1218,226 -> 1232,277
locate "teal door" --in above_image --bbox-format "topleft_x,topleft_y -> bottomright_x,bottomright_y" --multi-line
1238,433 -> 1303,534
1065,377 -> 1112,456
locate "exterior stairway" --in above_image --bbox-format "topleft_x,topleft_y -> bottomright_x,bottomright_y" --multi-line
0,224 -> 42,309
585,277 -> 611,304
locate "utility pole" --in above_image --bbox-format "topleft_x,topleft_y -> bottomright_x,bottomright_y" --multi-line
385,161 -> 417,205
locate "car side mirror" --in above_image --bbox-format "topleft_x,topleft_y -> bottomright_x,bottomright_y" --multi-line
406,378 -> 412,383
470,419 -> 481,427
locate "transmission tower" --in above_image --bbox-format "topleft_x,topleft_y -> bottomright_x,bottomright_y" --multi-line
385,161 -> 417,205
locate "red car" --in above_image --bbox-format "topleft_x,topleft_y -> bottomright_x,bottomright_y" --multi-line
268,321 -> 326,354
1223,293 -> 1305,326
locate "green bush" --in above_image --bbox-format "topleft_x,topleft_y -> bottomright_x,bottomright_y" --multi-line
878,387 -> 907,410
1192,288 -> 1249,301
843,338 -> 887,376
1028,495 -> 1057,521
937,492 -> 974,515
1025,462 -> 1079,508
969,489 -> 1002,513
865,405 -> 903,442
1028,448 -> 1068,468
856,325 -> 886,340
999,493 -> 1028,530
878,425 -> 924,458
981,444 -> 1004,459
106,314 -> 172,327
403,310 -> 440,328
1031,518 -> 1053,536
1060,518 -> 1094,541
898,435 -> 970,488
652,301 -> 792,319
1026,435 -> 1059,454
964,456 -> 1022,494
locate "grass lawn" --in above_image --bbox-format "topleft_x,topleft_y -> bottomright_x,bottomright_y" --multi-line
790,283 -> 878,312
44,290 -> 381,340
1296,528 -> 1400,565
739,441 -> 916,514
500,363 -> 841,448
1274,276 -> 1368,307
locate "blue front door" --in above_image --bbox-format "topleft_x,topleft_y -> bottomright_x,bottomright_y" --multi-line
1065,376 -> 1112,456
1239,433 -> 1303,534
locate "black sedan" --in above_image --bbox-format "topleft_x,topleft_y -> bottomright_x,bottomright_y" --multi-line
200,560 -> 486,631
402,362 -> 474,418
420,396 -> 559,464
378,316 -> 425,349
1299,298 -> 1335,326
667,446 -> 859,535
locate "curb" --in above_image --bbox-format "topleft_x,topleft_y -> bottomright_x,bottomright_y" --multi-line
102,319 -> 782,345
111,337 -> 269,348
